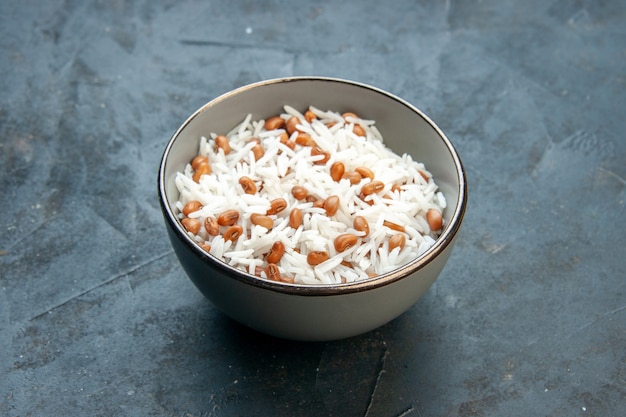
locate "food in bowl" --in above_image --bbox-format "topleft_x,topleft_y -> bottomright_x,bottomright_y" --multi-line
173,105 -> 447,285
159,77 -> 467,341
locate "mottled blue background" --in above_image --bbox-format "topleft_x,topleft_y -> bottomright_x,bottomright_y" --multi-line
1,1 -> 624,416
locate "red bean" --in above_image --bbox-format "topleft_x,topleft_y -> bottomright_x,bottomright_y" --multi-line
181,218 -> 201,234
250,214 -> 273,230
389,234 -> 406,252
204,217 -> 219,236
264,116 -> 285,130
426,209 -> 443,231
182,200 -> 202,217
266,241 -> 285,264
330,162 -> 345,182
192,163 -> 211,183
324,195 -> 340,216
291,185 -> 308,200
289,208 -> 303,229
265,263 -> 281,281
267,198 -> 288,215
307,251 -> 329,266
361,180 -> 384,196
217,209 -> 239,226
334,234 -> 358,252
239,176 -> 257,194
355,166 -> 374,181
191,155 -> 209,170
215,135 -> 231,154
353,216 -> 370,237
286,116 -> 300,134
223,225 -> 243,241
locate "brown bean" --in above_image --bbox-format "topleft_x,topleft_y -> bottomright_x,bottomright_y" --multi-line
353,216 -> 370,237
204,216 -> 219,236
313,199 -> 325,209
340,260 -> 354,268
391,183 -> 402,193
239,176 -> 257,194
311,146 -> 330,164
426,209 -> 443,231
342,111 -> 359,120
361,180 -> 384,196
217,209 -> 239,226
182,200 -> 202,217
304,109 -> 317,122
359,192 -> 374,206
181,218 -> 201,234
324,195 -> 340,216
383,220 -> 406,233
289,208 -> 303,229
278,132 -> 289,143
305,195 -> 317,203
284,139 -> 296,150
265,263 -> 281,281
223,225 -> 243,241
252,144 -> 265,161
342,171 -> 362,184
215,135 -> 231,154
250,213 -> 273,230
192,163 -> 211,183
266,241 -> 285,264
295,132 -> 316,146
388,234 -> 406,252
330,162 -> 345,182
266,198 -> 287,215
334,234 -> 359,252
355,166 -> 374,181
264,116 -> 285,130
286,116 -> 300,134
291,185 -> 308,200
307,251 -> 329,266
191,155 -> 209,170
200,243 -> 212,252
352,124 -> 366,137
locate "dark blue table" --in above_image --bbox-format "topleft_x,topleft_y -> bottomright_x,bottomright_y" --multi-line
1,1 -> 624,416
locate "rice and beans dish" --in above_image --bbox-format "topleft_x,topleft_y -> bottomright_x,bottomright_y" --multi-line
174,105 -> 446,285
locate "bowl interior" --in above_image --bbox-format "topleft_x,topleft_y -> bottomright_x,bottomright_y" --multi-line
159,77 -> 466,289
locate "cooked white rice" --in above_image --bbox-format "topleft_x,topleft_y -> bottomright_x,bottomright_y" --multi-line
174,105 -> 446,285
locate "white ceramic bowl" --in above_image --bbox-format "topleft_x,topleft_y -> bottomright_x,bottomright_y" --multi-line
158,77 -> 467,341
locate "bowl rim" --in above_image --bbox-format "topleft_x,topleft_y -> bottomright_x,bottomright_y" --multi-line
158,76 -> 467,296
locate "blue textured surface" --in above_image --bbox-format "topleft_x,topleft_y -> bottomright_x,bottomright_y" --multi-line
1,1 -> 624,416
